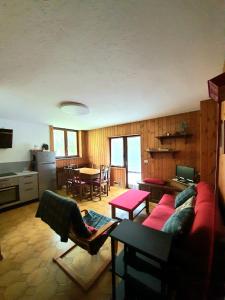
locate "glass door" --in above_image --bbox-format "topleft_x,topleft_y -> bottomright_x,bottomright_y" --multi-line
127,136 -> 141,189
110,135 -> 141,189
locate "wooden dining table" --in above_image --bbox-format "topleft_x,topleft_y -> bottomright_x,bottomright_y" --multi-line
78,168 -> 100,200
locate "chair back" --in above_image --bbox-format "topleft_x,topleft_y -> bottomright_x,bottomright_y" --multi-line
100,165 -> 110,183
72,169 -> 82,184
64,167 -> 75,181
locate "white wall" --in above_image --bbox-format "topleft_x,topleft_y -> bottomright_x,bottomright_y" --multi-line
0,118 -> 49,162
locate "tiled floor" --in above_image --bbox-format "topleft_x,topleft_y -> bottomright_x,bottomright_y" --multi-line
0,187 -> 153,300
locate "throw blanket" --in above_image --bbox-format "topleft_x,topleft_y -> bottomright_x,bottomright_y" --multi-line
83,210 -> 112,229
35,190 -> 92,242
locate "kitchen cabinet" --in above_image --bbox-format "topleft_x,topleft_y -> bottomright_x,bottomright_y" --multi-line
0,171 -> 38,210
19,173 -> 38,202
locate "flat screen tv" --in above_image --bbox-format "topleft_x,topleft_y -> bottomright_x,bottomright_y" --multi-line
0,129 -> 13,148
176,165 -> 195,183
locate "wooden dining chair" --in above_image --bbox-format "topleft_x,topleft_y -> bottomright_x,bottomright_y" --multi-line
92,165 -> 110,200
64,167 -> 75,194
36,190 -> 118,290
72,169 -> 87,199
65,167 -> 86,199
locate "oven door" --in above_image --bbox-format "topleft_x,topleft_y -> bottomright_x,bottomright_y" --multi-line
0,186 -> 18,206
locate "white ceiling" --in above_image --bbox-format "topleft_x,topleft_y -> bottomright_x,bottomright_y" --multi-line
0,0 -> 224,130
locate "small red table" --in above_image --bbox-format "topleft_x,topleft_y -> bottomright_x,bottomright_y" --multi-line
109,189 -> 150,220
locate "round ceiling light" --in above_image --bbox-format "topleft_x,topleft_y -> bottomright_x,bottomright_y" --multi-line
59,101 -> 89,115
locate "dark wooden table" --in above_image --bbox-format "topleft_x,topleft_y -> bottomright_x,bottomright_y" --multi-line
138,179 -> 187,203
110,220 -> 172,299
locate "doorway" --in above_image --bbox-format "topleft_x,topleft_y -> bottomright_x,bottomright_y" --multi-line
127,136 -> 141,188
110,135 -> 141,188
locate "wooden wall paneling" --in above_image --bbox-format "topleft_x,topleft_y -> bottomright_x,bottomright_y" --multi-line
219,101 -> 225,208
208,101 -> 217,184
168,115 -> 176,178
163,117 -> 169,179
110,167 -> 126,188
200,100 -> 217,186
140,122 -> 145,181
158,117 -> 164,179
149,119 -> 155,179
87,111 -> 200,182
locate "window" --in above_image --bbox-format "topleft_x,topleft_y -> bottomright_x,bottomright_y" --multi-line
110,137 -> 124,167
53,127 -> 78,158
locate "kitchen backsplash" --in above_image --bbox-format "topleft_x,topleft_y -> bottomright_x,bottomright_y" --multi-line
0,161 -> 31,173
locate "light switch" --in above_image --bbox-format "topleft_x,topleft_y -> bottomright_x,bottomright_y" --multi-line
144,160 -> 148,164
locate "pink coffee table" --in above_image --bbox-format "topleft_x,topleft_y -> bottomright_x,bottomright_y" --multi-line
109,189 -> 150,220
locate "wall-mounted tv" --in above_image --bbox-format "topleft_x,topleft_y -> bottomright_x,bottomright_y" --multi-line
176,165 -> 195,183
0,129 -> 13,148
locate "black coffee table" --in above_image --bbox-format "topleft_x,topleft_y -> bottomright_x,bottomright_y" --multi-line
110,220 -> 172,299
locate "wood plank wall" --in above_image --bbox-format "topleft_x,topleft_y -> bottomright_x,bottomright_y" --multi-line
200,100 -> 217,186
110,167 -> 126,188
219,101 -> 225,208
87,111 -> 200,184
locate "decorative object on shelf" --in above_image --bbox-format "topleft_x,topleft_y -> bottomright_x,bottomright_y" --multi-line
179,121 -> 188,134
156,133 -> 192,144
41,143 -> 49,151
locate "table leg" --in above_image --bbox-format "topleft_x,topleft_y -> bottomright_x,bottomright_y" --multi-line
145,198 -> 149,214
111,238 -> 116,300
129,211 -> 133,220
111,206 -> 116,219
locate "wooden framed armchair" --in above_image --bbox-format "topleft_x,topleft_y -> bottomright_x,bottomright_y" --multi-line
36,190 -> 118,289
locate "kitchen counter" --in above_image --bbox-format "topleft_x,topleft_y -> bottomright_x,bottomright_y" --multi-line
0,171 -> 39,210
0,171 -> 38,179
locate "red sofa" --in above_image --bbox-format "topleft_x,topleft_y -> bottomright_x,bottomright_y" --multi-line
142,181 -> 216,300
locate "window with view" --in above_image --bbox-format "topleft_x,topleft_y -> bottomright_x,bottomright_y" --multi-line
110,137 -> 124,167
53,127 -> 78,158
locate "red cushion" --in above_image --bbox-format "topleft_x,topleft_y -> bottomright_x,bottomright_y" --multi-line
143,178 -> 165,185
85,224 -> 97,234
142,204 -> 175,230
158,194 -> 175,207
195,182 -> 214,206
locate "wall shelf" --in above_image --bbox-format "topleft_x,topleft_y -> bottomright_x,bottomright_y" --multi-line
156,133 -> 192,144
146,149 -> 180,158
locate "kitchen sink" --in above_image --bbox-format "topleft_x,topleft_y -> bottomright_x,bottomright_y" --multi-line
0,172 -> 17,177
